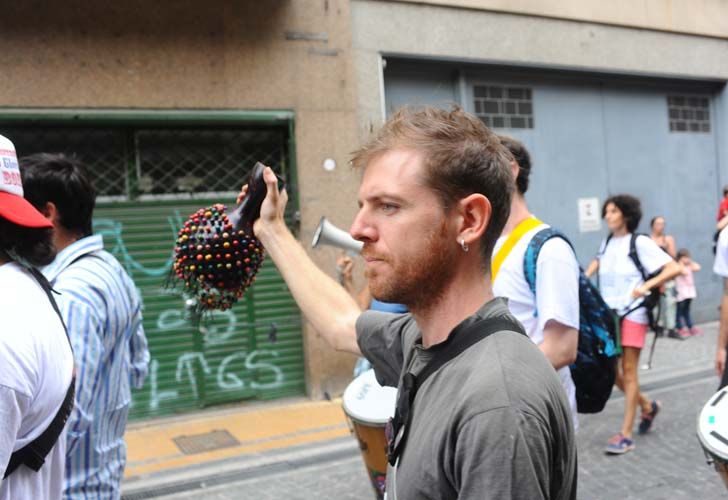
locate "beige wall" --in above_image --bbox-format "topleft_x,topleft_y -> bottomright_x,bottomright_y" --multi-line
0,0 -> 362,400
383,0 -> 728,38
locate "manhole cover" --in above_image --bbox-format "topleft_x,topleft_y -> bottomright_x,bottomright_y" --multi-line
173,429 -> 241,455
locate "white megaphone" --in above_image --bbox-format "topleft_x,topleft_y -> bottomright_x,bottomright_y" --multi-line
311,216 -> 363,255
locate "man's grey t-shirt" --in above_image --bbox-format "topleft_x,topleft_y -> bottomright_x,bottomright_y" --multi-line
356,297 -> 577,500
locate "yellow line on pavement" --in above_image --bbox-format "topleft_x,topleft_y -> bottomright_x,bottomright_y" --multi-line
124,399 -> 352,478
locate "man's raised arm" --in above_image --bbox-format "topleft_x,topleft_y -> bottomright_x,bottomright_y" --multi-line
251,167 -> 362,355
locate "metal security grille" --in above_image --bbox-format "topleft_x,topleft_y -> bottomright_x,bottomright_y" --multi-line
6,127 -> 129,197
0,113 -> 306,420
667,95 -> 711,133
136,129 -> 286,196
473,84 -> 534,129
3,125 -> 289,200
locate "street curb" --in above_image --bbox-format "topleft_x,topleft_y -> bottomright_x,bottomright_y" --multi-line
121,436 -> 359,499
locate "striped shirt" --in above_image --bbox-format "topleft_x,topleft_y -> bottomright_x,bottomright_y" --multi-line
43,235 -> 149,500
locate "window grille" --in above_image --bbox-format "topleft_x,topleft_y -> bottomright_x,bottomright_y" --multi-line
6,127 -> 128,198
1,125 -> 289,201
473,85 -> 534,129
667,95 -> 710,133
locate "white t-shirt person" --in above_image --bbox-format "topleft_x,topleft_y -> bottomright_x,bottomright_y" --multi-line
597,234 -> 672,324
0,262 -> 74,500
713,227 -> 728,279
493,223 -> 580,425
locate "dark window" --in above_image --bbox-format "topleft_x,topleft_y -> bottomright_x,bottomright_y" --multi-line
668,94 -> 710,134
473,84 -> 534,129
483,100 -> 500,114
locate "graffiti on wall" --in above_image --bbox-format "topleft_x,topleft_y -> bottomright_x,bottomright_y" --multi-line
95,212 -> 285,415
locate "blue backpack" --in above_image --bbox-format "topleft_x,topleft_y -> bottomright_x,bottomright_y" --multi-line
524,228 -> 621,414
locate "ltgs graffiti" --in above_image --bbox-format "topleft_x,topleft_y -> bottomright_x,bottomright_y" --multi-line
167,162 -> 284,316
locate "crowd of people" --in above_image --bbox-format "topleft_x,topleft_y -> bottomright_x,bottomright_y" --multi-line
0,136 -> 149,500
1,104 -> 726,499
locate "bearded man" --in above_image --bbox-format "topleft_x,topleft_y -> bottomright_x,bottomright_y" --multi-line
246,107 -> 577,500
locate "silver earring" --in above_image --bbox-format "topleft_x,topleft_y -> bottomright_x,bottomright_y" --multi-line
460,239 -> 469,252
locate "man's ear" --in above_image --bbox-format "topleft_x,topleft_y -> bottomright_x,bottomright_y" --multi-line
42,202 -> 58,224
510,160 -> 519,182
457,193 -> 491,247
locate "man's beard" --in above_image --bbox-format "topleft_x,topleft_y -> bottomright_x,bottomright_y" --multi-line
367,219 -> 459,312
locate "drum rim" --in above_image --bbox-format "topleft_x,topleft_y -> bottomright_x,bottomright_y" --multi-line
697,395 -> 728,463
344,412 -> 389,427
342,369 -> 396,425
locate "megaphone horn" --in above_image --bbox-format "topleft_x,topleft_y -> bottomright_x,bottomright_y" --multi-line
311,216 -> 363,254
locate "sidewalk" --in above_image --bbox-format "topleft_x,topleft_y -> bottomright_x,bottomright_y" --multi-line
122,321 -> 720,498
123,397 -> 352,491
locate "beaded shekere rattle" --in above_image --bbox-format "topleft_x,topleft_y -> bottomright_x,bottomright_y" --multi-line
167,162 -> 284,315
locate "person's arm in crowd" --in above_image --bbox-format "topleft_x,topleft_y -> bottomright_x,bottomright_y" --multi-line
0,386 -> 28,478
690,261 -> 702,272
337,255 -> 373,311
356,283 -> 373,312
535,239 -> 579,370
718,278 -> 728,378
632,260 -> 682,298
337,255 -> 356,295
718,214 -> 728,232
128,308 -> 150,389
584,259 -> 598,278
541,320 -> 578,370
665,235 -> 677,259
61,301 -> 103,454
246,168 -> 362,355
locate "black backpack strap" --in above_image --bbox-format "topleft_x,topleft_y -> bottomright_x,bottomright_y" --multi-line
3,267 -> 75,479
628,233 -> 649,281
387,315 -> 526,466
621,234 -> 662,330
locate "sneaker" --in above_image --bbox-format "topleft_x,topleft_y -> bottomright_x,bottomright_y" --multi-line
689,326 -> 702,336
667,329 -> 688,340
605,433 -> 635,454
638,400 -> 661,434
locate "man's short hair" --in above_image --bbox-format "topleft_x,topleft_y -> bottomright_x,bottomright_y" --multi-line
723,185 -> 728,197
498,135 -> 531,195
351,106 -> 513,269
20,154 -> 96,237
0,216 -> 56,267
602,194 -> 642,233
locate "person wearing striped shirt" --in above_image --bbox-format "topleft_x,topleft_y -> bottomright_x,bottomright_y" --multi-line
21,154 -> 150,500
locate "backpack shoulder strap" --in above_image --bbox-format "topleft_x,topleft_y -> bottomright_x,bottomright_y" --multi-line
523,227 -> 575,295
3,268 -> 75,480
628,233 -> 649,281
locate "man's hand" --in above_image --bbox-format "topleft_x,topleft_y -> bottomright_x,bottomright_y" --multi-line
237,167 -> 288,237
237,166 -> 362,355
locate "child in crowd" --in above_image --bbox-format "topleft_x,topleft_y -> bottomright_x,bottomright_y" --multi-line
675,249 -> 701,336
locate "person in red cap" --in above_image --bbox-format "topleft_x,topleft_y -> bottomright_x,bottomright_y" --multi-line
0,134 -> 74,500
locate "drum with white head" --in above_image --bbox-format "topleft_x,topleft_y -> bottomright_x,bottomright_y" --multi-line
697,388 -> 728,489
342,369 -> 397,500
